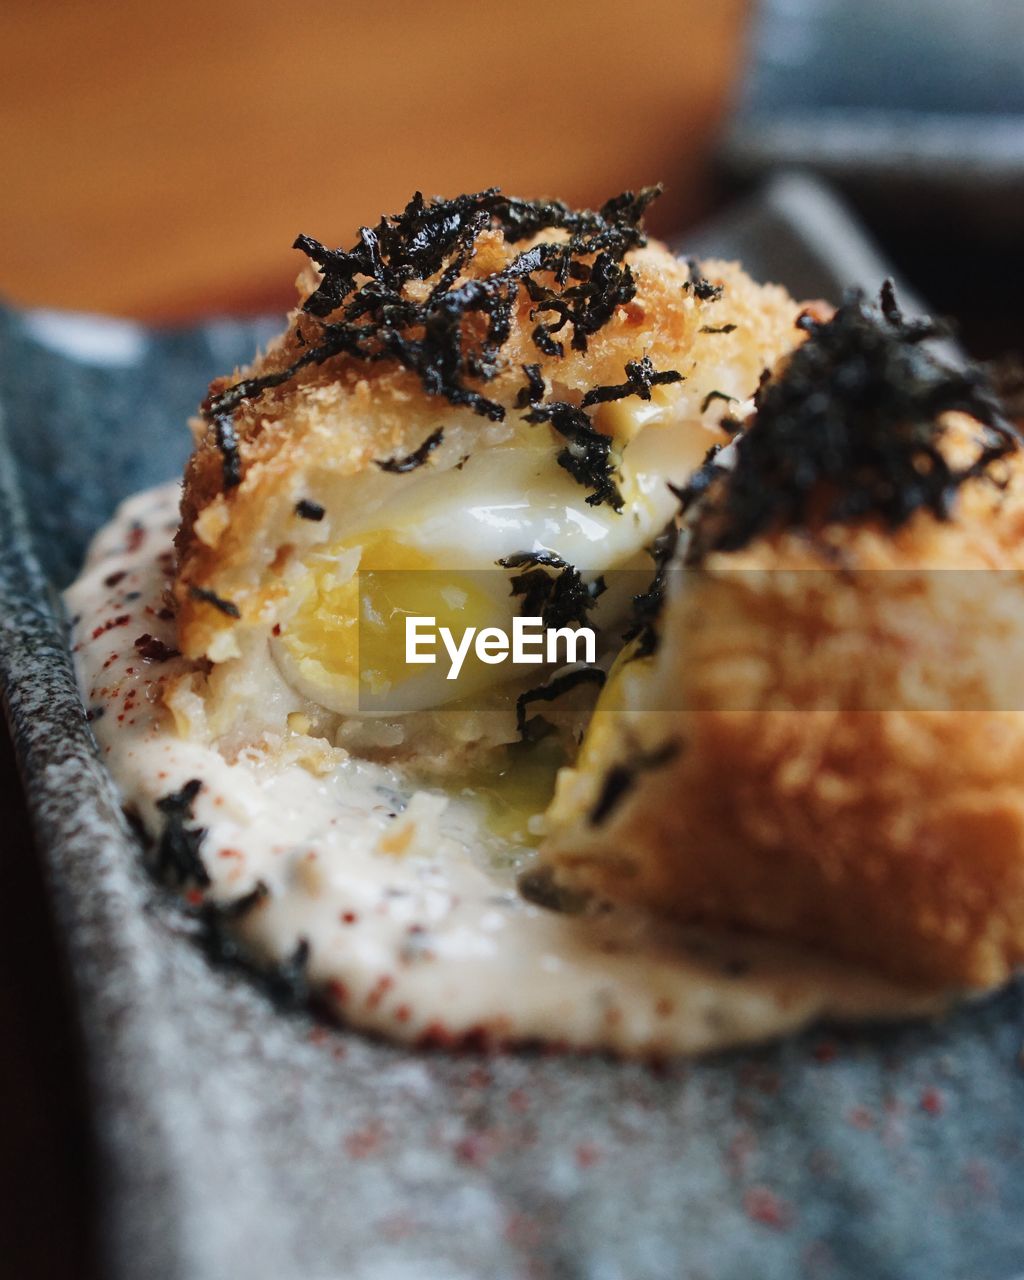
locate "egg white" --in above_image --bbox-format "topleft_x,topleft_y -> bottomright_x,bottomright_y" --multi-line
271,401 -> 718,717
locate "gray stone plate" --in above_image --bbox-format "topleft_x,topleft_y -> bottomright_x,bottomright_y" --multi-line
2,176 -> 1022,1280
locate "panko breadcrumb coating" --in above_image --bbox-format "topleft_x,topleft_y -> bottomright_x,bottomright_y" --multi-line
538,290 -> 1024,989
166,190 -> 808,747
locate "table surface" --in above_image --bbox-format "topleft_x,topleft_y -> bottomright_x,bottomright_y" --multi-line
2,4 -> 1022,1277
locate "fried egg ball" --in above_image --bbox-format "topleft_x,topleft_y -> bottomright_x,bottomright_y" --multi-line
538,410 -> 1024,988
171,205 -> 806,756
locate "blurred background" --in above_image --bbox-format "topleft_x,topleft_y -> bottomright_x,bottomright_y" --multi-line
1,0 -> 1022,348
0,0 -> 747,319
0,2 -> 1021,1277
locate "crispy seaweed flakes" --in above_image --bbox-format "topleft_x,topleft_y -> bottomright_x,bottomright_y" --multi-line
581,357 -> 683,407
201,186 -> 662,491
622,508 -> 691,660
199,888 -> 313,1010
515,665 -> 606,740
522,401 -> 624,510
376,427 -> 444,474
688,282 -> 1019,557
684,257 -> 724,303
154,779 -> 210,888
499,549 -> 606,630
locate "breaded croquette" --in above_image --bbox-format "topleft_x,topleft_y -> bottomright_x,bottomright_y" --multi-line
539,287 -> 1024,988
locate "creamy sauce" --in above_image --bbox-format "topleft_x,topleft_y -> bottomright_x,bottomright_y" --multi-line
66,484 -> 947,1055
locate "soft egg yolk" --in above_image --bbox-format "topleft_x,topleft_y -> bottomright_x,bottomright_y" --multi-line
277,531 -> 506,713
274,397 -> 723,718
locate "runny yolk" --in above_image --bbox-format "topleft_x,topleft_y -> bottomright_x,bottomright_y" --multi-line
279,532 -> 500,698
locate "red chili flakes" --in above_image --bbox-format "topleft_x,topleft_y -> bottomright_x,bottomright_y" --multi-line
742,1185 -> 793,1231
394,1004 -> 411,1023
454,1132 -> 492,1166
326,978 -> 349,1005
575,1142 -> 602,1169
365,974 -> 394,1009
415,1022 -> 494,1053
920,1087 -> 945,1116
340,910 -> 359,925
272,623 -> 282,637
126,524 -> 146,552
91,614 -> 131,640
185,888 -> 204,907
134,633 -> 180,663
218,848 -> 243,859
345,1124 -> 383,1159
104,570 -> 127,588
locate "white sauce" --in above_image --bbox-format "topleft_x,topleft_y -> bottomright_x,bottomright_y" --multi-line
66,483 -> 947,1056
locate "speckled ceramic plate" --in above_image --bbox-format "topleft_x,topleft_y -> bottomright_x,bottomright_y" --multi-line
2,176 -> 1023,1280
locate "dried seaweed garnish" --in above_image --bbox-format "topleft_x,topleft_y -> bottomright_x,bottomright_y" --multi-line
524,247 -> 641,355
589,739 -> 681,825
700,389 -> 736,415
189,584 -> 241,618
212,413 -> 242,489
295,499 -> 325,520
200,186 -> 662,474
699,324 -> 737,335
514,664 -> 606,738
262,938 -> 312,1006
214,880 -> 271,920
199,888 -> 312,1009
376,427 -> 444,473
154,779 -> 210,888
515,362 -> 546,409
581,357 -> 683,407
684,258 -> 724,302
620,504 -> 693,661
522,401 -> 623,510
500,549 -> 606,629
685,282 -> 1019,559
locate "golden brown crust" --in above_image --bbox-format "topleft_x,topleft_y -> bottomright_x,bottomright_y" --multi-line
540,415 -> 1024,988
172,234 -> 805,662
